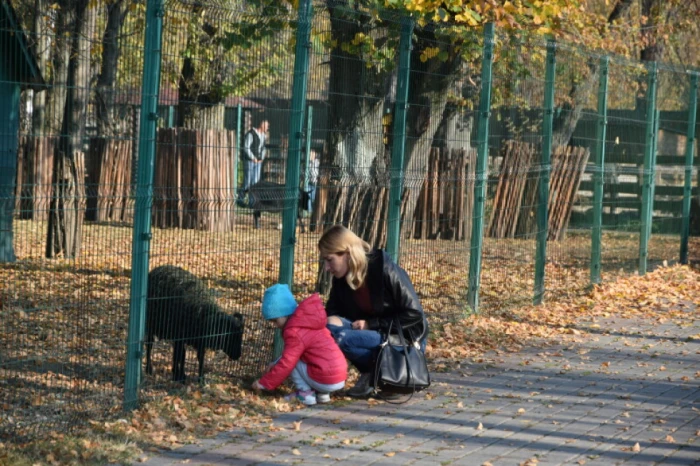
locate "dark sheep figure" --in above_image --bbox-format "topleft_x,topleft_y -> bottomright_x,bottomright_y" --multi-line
248,180 -> 310,232
145,265 -> 244,382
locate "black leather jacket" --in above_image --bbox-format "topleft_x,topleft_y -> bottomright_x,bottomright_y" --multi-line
325,249 -> 428,343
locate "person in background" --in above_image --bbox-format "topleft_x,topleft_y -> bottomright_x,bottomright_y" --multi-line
318,225 -> 429,398
238,118 -> 269,207
305,149 -> 320,212
252,284 -> 347,406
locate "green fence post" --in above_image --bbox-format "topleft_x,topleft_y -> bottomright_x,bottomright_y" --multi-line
386,17 -> 414,262
279,0 -> 312,284
276,0 -> 312,356
639,62 -> 658,275
124,0 -> 163,411
590,56 -> 609,285
533,39 -> 556,305
466,23 -> 495,313
680,72 -> 698,264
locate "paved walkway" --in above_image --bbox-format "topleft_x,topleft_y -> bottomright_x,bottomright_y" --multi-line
139,316 -> 700,465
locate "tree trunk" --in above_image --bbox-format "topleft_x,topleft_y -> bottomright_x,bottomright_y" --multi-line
46,146 -> 85,258
319,3 -> 392,243
177,5 -> 228,130
552,58 -> 599,148
399,38 -> 464,239
95,0 -> 128,137
87,0 -> 129,222
46,0 -> 94,258
178,43 -> 227,129
635,0 -> 667,111
319,12 -> 465,249
44,5 -> 70,137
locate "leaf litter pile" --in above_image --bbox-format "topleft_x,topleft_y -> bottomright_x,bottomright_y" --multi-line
0,219 -> 698,465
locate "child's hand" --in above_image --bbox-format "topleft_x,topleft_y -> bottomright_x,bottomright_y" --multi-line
251,380 -> 265,392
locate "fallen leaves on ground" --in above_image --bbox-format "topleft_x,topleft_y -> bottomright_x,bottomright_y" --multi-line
429,264 -> 699,365
2,219 -> 698,466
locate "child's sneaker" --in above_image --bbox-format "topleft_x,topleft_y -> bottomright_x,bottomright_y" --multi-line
285,390 -> 316,406
316,393 -> 331,404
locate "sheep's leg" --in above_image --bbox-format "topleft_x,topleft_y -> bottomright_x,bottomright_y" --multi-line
197,346 -> 206,383
253,211 -> 261,229
172,341 -> 186,382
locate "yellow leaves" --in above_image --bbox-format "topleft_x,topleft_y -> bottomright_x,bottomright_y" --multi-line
351,32 -> 366,47
455,10 -> 481,27
419,46 -> 440,63
503,1 -> 518,15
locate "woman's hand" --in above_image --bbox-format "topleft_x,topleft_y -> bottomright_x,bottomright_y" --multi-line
351,320 -> 368,330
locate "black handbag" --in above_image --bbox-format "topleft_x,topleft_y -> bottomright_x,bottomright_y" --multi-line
374,318 -> 430,400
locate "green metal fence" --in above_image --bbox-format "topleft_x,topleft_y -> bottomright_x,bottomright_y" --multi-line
1,0 -> 698,440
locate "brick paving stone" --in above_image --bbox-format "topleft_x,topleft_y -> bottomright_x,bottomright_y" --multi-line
138,315 -> 699,466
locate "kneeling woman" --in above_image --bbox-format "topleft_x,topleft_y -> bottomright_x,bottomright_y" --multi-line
318,225 -> 428,397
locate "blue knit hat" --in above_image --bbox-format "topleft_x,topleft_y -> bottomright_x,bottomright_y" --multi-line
262,284 -> 297,320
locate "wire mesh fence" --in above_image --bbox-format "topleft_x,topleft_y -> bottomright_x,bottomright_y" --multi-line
1,0 -> 698,441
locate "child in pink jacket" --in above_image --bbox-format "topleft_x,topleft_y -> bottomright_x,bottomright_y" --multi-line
252,284 -> 347,405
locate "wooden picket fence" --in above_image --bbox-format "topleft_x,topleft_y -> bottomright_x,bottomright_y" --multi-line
411,147 -> 476,240
15,136 -> 56,220
152,128 -> 238,232
309,147 -> 476,241
488,141 -> 590,240
486,141 -> 534,238
86,138 -> 134,223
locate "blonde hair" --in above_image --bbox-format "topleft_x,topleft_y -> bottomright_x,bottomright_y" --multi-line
318,225 -> 371,290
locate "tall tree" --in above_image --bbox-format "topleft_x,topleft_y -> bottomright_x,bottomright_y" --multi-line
46,0 -> 96,258
320,3 -> 396,239
551,0 -> 635,148
173,0 -> 292,129
95,0 -> 130,137
319,0 -> 588,245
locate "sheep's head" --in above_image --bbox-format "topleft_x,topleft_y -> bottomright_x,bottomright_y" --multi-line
223,312 -> 244,360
